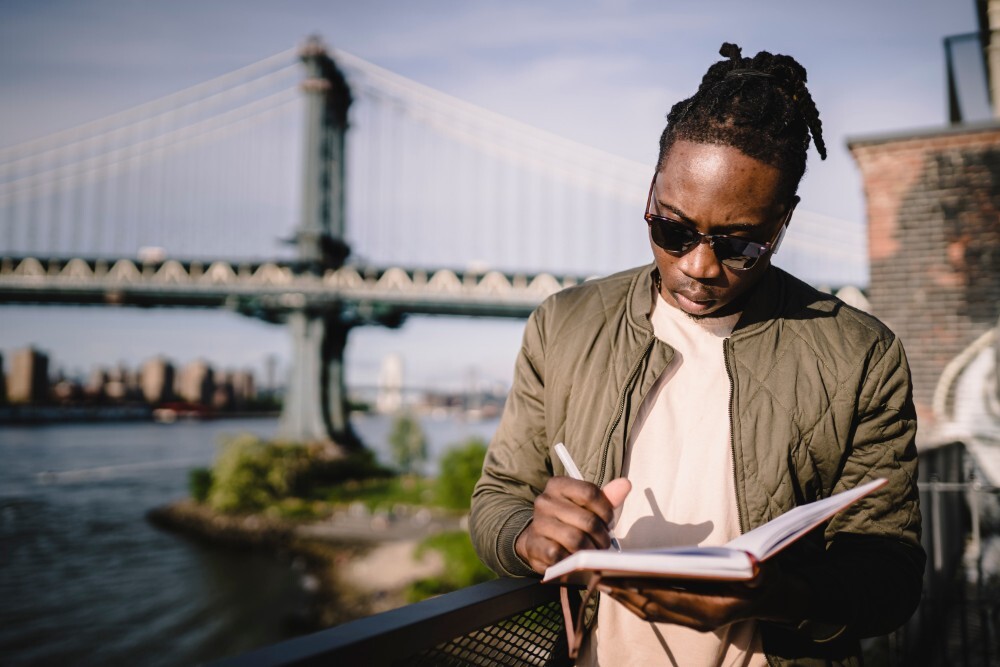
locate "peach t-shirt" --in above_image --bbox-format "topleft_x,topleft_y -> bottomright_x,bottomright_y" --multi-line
579,292 -> 767,667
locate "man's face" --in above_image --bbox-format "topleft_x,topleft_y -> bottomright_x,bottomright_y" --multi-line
649,140 -> 794,318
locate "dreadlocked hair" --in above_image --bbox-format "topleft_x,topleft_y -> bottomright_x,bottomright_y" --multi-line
658,42 -> 826,197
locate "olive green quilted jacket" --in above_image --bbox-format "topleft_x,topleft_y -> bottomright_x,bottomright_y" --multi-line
470,264 -> 924,666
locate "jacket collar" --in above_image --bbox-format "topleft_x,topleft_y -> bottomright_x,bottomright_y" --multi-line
733,266 -> 785,336
626,264 -> 658,333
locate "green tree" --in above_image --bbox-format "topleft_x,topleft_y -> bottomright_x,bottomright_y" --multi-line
388,411 -> 427,474
436,438 -> 487,510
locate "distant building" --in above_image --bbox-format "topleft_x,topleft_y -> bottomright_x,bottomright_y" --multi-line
141,357 -> 175,404
8,347 -> 50,404
52,374 -> 83,402
377,353 -> 404,414
263,355 -> 279,397
211,369 -> 255,410
85,367 -> 108,400
212,375 -> 235,410
104,364 -> 129,401
176,360 -> 215,405
228,369 -> 256,409
850,116 -> 1000,425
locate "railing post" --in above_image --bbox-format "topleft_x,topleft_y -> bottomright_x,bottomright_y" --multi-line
930,476 -> 943,573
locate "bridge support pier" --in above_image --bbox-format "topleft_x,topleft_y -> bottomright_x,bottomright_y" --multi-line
275,39 -> 363,454
278,310 -> 361,453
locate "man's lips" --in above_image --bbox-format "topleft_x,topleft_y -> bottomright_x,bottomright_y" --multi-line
671,290 -> 718,313
675,291 -> 716,305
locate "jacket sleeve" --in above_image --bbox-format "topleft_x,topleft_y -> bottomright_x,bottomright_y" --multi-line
470,306 -> 554,577
792,333 -> 925,639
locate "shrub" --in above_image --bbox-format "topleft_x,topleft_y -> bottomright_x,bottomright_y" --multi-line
388,411 -> 427,474
188,467 -> 213,503
205,435 -> 396,514
297,448 -> 394,494
207,435 -> 313,513
435,438 -> 488,510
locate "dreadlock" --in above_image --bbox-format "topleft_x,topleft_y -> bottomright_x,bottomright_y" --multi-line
658,42 -> 826,197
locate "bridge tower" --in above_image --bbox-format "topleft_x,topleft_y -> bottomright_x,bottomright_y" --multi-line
278,37 -> 376,452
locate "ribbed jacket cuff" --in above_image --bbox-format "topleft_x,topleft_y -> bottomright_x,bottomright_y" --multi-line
496,507 -> 537,577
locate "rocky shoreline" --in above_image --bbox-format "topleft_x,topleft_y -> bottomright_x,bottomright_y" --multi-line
147,500 -> 456,630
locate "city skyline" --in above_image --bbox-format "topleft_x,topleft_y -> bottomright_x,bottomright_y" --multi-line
0,340 -> 509,396
0,0 -> 980,389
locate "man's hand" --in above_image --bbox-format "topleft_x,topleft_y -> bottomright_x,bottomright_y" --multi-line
598,560 -> 811,631
515,476 -> 631,574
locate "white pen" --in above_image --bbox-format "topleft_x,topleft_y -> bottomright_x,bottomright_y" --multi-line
553,442 -> 622,552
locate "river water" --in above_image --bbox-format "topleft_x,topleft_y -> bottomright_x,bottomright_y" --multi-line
0,414 -> 499,666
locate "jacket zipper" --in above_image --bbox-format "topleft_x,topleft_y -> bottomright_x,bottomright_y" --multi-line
598,335 -> 655,487
727,337 -> 779,667
587,334 -> 655,632
724,338 -> 748,537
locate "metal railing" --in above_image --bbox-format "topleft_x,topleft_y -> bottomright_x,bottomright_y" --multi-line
887,441 -> 1000,666
208,577 -> 571,667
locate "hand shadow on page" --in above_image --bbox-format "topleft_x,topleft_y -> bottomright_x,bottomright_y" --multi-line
618,487 -> 714,549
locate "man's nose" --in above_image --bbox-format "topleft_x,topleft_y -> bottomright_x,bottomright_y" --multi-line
678,237 -> 723,279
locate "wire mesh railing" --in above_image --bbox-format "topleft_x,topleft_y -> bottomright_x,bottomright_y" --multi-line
207,577 -> 571,667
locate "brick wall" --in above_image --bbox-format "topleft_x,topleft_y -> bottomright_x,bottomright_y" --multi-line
849,124 -> 1000,426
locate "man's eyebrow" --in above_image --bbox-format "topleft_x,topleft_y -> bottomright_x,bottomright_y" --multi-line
655,200 -> 760,234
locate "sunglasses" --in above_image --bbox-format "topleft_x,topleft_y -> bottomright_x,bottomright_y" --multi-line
644,177 -> 795,271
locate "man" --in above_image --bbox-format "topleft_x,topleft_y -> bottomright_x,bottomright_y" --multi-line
470,43 -> 924,666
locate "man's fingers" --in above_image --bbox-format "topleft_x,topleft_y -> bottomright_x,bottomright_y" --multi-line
603,577 -> 763,629
531,513 -> 606,553
600,586 -> 648,620
517,476 -> 628,573
534,494 -> 612,549
600,585 -> 720,630
523,534 -> 571,572
545,476 -> 616,525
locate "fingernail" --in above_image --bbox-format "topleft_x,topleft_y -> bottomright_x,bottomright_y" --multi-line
598,585 -> 612,595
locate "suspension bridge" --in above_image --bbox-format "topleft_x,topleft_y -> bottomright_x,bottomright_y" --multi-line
0,36 -> 867,451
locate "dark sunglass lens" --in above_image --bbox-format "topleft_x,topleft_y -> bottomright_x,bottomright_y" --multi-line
722,256 -> 755,270
650,218 -> 698,253
716,237 -> 767,269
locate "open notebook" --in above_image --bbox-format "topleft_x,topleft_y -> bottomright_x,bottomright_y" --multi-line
543,477 -> 886,585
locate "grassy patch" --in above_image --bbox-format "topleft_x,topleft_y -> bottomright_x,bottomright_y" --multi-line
311,475 -> 436,512
407,530 -> 496,602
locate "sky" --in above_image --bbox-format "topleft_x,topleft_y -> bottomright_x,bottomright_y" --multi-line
0,0 -> 981,391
